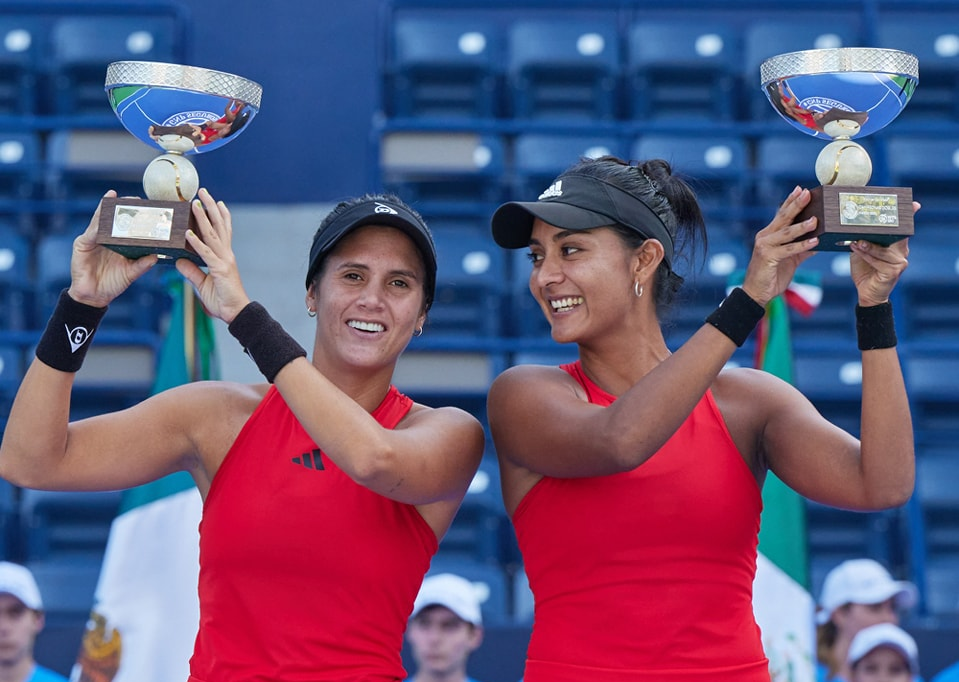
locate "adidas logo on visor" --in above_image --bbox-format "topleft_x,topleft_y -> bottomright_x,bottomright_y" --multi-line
374,202 -> 398,215
538,180 -> 563,200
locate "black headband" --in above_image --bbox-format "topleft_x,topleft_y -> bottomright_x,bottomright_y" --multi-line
305,199 -> 437,308
490,173 -> 674,268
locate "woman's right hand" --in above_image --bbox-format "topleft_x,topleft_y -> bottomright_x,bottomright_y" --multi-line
67,190 -> 159,308
741,186 -> 820,306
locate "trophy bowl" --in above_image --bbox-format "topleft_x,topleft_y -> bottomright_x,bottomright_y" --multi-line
760,47 -> 918,250
98,61 -> 263,264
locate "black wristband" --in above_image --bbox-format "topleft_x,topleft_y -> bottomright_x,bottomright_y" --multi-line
856,301 -> 897,351
228,302 -> 307,382
705,287 -> 765,347
35,289 -> 108,372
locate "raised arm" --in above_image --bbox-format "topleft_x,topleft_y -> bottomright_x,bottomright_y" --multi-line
0,192 -> 208,492
178,191 -> 486,507
490,186 -> 820,480
761,234 -> 914,511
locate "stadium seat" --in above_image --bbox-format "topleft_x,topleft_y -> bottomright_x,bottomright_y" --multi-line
627,19 -> 741,121
630,133 -> 749,226
378,130 -> 505,217
792,349 -> 865,437
438,455 -> 510,565
0,222 -> 32,330
510,132 -> 624,200
789,252 -> 859,348
898,234 -> 959,345
0,130 -> 40,204
44,129 -> 155,206
885,134 -> 959,224
875,15 -> 959,121
424,554 -> 512,625
388,16 -> 501,119
744,17 -> 863,121
0,16 -> 44,115
904,351 -> 959,445
427,225 -> 506,339
506,16 -> 620,120
19,489 -> 122,562
48,15 -> 179,116
914,445 -> 959,616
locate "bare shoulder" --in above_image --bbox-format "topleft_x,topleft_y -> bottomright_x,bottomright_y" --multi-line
490,363 -> 584,400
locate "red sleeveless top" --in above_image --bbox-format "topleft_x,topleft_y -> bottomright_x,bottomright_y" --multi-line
189,385 -> 436,682
513,361 -> 770,681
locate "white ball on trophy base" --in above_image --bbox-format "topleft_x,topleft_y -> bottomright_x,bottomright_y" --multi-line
143,153 -> 200,202
815,140 -> 873,186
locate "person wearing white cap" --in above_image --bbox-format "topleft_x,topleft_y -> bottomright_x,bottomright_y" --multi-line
847,623 -> 919,682
0,562 -> 67,682
404,574 -> 486,682
815,559 -> 919,682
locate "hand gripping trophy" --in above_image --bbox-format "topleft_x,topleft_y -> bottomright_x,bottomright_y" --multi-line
761,47 -> 918,250
98,61 -> 263,264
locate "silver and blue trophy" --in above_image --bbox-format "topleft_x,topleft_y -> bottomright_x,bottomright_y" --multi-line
761,47 -> 918,250
98,61 -> 262,264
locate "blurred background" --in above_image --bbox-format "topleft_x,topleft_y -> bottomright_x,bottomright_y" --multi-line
1,0 -> 958,679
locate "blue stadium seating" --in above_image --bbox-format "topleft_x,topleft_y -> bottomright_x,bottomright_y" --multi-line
904,351 -> 959,446
388,15 -> 501,119
47,14 -> 180,116
44,129 -> 155,206
510,132 -> 624,200
913,445 -> 959,616
506,16 -> 620,120
19,489 -> 122,562
0,16 -> 44,115
428,225 -> 506,339
875,15 -> 959,121
0,130 -> 40,205
439,455 -> 510,566
792,349 -> 864,437
627,18 -> 741,121
378,129 -> 505,217
630,133 -> 749,227
0,222 -> 32,330
789,252 -> 859,348
898,233 -> 959,345
885,134 -> 959,224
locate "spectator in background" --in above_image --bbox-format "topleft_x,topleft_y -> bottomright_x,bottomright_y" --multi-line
0,561 -> 68,682
405,573 -> 486,682
847,623 -> 919,682
816,559 -> 919,682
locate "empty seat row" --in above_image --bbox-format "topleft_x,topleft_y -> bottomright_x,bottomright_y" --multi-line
382,10 -> 959,123
0,9 -> 187,117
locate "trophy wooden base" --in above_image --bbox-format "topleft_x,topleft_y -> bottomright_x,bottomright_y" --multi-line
97,197 -> 203,265
796,185 -> 914,252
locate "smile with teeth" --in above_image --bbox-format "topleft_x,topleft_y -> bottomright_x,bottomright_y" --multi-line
550,296 -> 584,313
348,320 -> 385,332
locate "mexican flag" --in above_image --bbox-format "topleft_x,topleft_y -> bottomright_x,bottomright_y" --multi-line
71,279 -> 213,682
742,275 -> 822,682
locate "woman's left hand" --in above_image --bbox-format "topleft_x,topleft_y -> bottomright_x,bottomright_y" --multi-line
176,188 -> 251,323
848,208 -> 915,307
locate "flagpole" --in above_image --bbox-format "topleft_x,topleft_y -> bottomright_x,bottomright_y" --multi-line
183,284 -> 197,382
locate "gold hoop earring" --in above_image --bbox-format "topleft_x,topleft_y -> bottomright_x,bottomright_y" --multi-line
634,281 -> 644,298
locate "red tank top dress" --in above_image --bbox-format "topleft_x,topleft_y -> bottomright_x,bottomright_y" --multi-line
188,385 -> 436,682
513,361 -> 770,681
